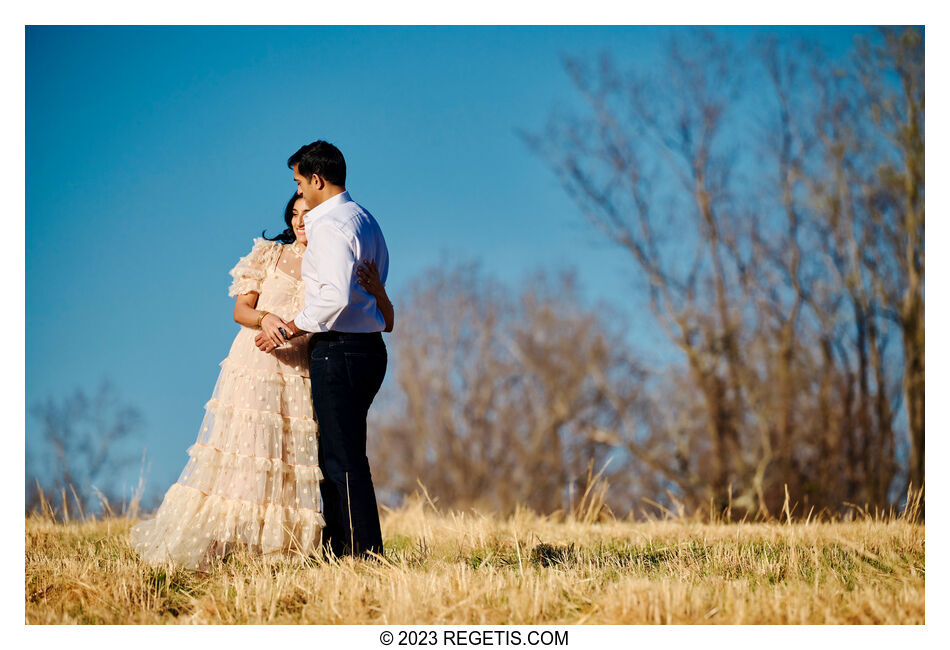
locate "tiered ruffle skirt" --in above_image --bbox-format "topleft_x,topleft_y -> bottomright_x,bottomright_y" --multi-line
129,334 -> 324,571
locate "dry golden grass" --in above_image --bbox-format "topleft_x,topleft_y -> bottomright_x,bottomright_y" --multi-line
25,485 -> 924,624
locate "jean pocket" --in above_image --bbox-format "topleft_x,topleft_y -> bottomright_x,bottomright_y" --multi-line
343,351 -> 386,395
342,351 -> 367,386
312,350 -> 350,387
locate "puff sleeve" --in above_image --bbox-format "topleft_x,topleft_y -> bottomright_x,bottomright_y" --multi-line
227,237 -> 278,297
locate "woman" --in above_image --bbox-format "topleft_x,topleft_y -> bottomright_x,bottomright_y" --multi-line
128,193 -> 394,571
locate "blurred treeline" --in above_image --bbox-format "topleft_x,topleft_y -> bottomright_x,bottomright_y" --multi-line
371,27 -> 924,520
26,380 -> 151,520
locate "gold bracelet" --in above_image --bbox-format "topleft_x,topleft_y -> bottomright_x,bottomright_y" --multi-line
256,310 -> 270,328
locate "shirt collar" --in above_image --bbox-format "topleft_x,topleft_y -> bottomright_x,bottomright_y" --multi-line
303,190 -> 351,223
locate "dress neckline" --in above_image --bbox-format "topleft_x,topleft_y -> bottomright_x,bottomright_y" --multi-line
269,240 -> 305,284
272,265 -> 303,284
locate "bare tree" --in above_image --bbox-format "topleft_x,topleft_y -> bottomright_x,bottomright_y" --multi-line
27,380 -> 144,520
524,27 -> 923,517
369,262 -> 648,516
852,27 -> 924,502
524,30 -> 763,514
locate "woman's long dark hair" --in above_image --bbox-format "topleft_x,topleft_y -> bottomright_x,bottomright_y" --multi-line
262,193 -> 303,244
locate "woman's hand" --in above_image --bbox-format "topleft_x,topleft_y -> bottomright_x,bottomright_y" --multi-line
254,313 -> 289,352
356,259 -> 385,299
356,258 -> 394,333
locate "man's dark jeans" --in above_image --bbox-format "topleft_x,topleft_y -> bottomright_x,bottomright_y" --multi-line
309,331 -> 386,558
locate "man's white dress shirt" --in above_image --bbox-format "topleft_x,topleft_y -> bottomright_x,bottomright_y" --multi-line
294,190 -> 389,333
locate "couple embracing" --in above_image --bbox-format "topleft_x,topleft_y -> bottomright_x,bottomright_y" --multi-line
130,141 -> 393,570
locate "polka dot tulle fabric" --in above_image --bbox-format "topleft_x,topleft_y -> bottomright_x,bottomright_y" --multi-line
129,238 -> 323,570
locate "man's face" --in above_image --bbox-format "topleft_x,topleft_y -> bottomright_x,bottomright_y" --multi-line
293,164 -> 320,206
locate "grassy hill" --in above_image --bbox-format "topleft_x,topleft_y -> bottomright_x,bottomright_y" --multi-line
25,486 -> 924,624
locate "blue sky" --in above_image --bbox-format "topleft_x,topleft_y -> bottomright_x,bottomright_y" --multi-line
25,26 -> 869,503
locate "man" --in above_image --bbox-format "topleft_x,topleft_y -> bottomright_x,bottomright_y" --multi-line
255,140 -> 389,558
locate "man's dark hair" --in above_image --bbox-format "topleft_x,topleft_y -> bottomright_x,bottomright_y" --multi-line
288,140 -> 346,187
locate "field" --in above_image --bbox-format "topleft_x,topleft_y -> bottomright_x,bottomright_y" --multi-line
25,489 -> 924,625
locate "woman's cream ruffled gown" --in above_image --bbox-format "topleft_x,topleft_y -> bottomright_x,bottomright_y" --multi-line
129,237 -> 324,571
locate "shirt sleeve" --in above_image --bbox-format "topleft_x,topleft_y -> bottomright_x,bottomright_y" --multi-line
227,237 -> 277,297
293,222 -> 357,332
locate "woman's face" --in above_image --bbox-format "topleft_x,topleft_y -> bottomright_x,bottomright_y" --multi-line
291,197 -> 309,246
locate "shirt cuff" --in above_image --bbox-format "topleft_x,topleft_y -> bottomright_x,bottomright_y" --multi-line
294,301 -> 349,332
